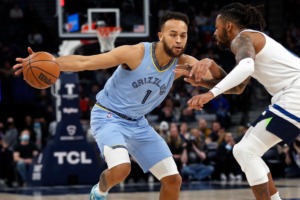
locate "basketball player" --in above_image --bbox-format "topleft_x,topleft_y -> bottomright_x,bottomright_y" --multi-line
175,3 -> 300,200
13,12 -> 225,200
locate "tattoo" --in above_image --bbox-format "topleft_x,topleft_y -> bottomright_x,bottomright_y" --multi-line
198,67 -> 227,88
231,34 -> 256,63
199,79 -> 222,89
200,77 -> 250,94
218,69 -> 227,79
185,64 -> 192,72
99,172 -> 108,192
224,77 -> 250,94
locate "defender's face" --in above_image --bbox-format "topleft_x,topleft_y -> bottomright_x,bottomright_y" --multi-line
159,19 -> 188,57
214,15 -> 231,49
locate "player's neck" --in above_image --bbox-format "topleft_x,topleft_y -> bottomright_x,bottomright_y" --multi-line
155,42 -> 173,67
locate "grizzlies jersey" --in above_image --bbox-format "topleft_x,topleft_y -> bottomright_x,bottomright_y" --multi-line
96,42 -> 178,119
240,29 -> 300,96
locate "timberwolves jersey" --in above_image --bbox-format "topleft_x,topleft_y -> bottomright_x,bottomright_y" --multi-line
240,29 -> 300,96
96,42 -> 178,119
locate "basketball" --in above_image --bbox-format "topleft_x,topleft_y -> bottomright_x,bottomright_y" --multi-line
22,52 -> 60,89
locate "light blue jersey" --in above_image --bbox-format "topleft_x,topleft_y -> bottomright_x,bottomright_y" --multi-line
96,42 -> 178,119
91,42 -> 179,172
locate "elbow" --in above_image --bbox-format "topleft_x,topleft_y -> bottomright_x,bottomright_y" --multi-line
243,58 -> 255,75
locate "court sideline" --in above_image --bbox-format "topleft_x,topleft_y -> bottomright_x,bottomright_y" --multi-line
1,179 -> 299,200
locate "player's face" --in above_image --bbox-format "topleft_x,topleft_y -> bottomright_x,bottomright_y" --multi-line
214,15 -> 231,49
160,19 -> 188,57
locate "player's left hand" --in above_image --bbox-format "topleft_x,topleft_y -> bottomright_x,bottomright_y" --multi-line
187,92 -> 214,110
13,47 -> 34,76
174,64 -> 192,77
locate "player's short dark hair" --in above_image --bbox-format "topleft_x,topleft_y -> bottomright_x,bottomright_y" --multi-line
218,2 -> 266,31
159,11 -> 189,31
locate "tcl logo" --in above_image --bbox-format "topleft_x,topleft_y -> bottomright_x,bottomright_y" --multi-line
54,151 -> 92,165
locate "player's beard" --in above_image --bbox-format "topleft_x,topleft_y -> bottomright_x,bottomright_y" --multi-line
162,40 -> 185,57
216,28 -> 231,50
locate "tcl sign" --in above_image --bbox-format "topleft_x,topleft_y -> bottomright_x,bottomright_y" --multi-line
54,151 -> 92,165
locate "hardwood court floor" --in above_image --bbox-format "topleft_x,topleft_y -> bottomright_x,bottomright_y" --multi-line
1,179 -> 299,200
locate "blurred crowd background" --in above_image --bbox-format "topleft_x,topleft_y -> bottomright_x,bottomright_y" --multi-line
1,0 -> 300,188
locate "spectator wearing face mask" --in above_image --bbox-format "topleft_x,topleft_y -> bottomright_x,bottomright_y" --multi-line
13,129 -> 39,186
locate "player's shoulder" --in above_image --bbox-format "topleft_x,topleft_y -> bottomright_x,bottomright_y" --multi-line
118,43 -> 144,55
239,30 -> 265,41
239,30 -> 266,53
177,54 -> 197,65
112,43 -> 144,59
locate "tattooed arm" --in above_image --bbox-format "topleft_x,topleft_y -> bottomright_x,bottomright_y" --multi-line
187,33 -> 257,110
206,33 -> 256,93
196,76 -> 251,94
231,33 -> 256,62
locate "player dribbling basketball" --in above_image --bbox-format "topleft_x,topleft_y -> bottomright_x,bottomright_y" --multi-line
13,11 -> 227,200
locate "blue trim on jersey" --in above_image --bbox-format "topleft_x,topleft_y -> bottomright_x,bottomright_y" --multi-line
273,104 -> 300,123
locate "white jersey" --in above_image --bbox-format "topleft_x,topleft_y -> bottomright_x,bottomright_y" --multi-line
239,29 -> 300,131
240,29 -> 300,96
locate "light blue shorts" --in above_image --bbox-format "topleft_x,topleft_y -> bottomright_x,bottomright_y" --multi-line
90,105 -> 172,172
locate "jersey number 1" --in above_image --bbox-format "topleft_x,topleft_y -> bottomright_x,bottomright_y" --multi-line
142,90 -> 152,104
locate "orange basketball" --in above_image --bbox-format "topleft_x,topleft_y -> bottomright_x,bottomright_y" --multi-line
22,52 -> 60,89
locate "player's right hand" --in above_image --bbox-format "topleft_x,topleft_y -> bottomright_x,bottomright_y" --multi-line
189,58 -> 214,82
13,47 -> 34,76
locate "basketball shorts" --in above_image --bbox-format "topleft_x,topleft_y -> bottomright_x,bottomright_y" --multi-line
252,84 -> 300,144
90,105 -> 172,172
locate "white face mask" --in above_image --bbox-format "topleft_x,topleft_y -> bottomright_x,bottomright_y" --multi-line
20,134 -> 30,141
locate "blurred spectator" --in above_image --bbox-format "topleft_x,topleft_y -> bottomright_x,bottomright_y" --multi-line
3,117 -> 18,150
179,122 -> 190,141
22,115 -> 35,142
262,144 -> 285,178
13,129 -> 39,186
0,139 -> 14,187
158,97 -> 176,122
179,107 -> 196,122
48,120 -> 57,138
234,124 -> 249,143
35,89 -> 52,118
209,95 -> 231,128
27,27 -> 44,50
88,83 -> 101,105
166,123 -> 185,172
0,60 -> 14,78
181,128 -> 214,181
282,135 -> 300,178
216,132 -> 242,181
236,80 -> 254,125
158,121 -> 169,141
206,121 -> 221,143
80,94 -> 90,120
0,60 -> 14,103
0,122 -> 5,139
9,3 -> 24,20
198,118 -> 211,138
33,118 -> 43,150
94,70 -> 111,88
